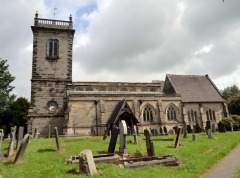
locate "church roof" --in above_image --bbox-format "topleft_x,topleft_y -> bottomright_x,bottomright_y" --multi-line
165,74 -> 224,103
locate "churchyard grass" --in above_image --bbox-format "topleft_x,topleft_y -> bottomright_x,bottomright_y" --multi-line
0,132 -> 239,178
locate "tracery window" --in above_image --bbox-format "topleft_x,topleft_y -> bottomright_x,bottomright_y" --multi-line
47,39 -> 59,59
167,105 -> 177,121
143,105 -> 155,122
206,109 -> 216,121
188,110 -> 197,123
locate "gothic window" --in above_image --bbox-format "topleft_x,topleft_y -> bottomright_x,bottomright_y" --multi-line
206,109 -> 216,121
188,109 -> 197,123
47,39 -> 59,59
167,105 -> 177,121
143,105 -> 155,122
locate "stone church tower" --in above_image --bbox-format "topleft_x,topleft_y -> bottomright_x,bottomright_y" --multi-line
28,12 -> 75,134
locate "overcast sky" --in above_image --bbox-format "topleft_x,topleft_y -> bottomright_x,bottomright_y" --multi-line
1,0 -> 240,99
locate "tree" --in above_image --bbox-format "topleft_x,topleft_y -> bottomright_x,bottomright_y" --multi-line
0,58 -> 15,112
228,96 -> 240,115
222,85 -> 240,101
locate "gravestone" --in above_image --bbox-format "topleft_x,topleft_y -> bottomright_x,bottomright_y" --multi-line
48,124 -> 51,138
33,128 -> 39,139
16,126 -> 24,149
183,124 -> 188,138
163,127 -> 168,135
0,129 -> 4,159
133,125 -> 138,144
174,127 -> 182,148
192,125 -> 196,141
159,127 -> 163,135
207,129 -> 213,139
79,149 -> 97,176
119,120 -> 128,155
144,129 -> 155,157
13,134 -> 30,164
154,129 -> 159,136
7,126 -> 17,157
54,127 -> 60,151
107,127 -> 119,154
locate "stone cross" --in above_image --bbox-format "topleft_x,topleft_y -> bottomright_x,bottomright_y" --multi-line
174,127 -> 182,148
119,120 -> 128,155
133,125 -> 138,145
7,126 -> 17,158
54,127 -> 60,151
79,149 -> 97,176
13,134 -> 30,164
107,127 -> 119,154
16,126 -> 24,150
144,129 -> 155,157
0,129 -> 4,159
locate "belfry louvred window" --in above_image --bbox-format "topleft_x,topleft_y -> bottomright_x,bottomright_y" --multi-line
47,39 -> 59,59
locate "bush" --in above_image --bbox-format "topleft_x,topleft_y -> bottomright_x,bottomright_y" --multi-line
221,115 -> 240,131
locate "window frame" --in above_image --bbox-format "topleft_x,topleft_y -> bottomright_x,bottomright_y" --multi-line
46,39 -> 59,60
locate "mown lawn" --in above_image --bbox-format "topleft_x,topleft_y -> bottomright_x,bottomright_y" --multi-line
0,132 -> 240,178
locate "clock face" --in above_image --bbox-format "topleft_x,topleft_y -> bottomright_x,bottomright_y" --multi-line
47,101 -> 58,113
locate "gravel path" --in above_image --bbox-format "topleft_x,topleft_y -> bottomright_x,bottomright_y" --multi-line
202,145 -> 240,178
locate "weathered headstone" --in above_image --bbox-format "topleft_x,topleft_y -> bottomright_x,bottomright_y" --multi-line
7,126 -> 17,157
174,127 -> 182,148
163,126 -> 168,135
159,127 -> 163,135
207,129 -> 213,139
192,125 -> 196,141
144,129 -> 155,157
119,120 -> 128,155
0,129 -> 4,159
48,124 -> 51,138
79,149 -> 97,176
133,125 -> 138,144
183,123 -> 188,138
107,127 -> 119,154
34,128 -> 40,139
16,126 -> 24,149
13,134 -> 30,164
54,127 -> 60,151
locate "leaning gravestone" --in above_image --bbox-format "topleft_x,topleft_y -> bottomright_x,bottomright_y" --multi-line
107,127 -> 119,154
79,149 -> 97,176
144,129 -> 155,157
13,134 -> 30,164
7,126 -> 17,158
174,127 -> 182,148
0,129 -> 4,160
16,126 -> 24,150
54,127 -> 61,151
133,125 -> 138,144
119,120 -> 128,155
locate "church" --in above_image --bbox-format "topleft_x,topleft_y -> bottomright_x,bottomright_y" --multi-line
28,13 -> 228,136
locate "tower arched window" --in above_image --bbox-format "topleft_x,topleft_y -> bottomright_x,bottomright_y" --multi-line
167,105 -> 177,121
143,105 -> 155,122
47,39 -> 59,59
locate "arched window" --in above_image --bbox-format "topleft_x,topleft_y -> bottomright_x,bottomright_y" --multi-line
143,105 -> 155,122
206,109 -> 216,121
188,109 -> 197,123
47,39 -> 59,59
167,105 -> 177,121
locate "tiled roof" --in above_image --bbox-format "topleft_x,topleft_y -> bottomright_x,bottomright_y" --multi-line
166,74 -> 224,102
